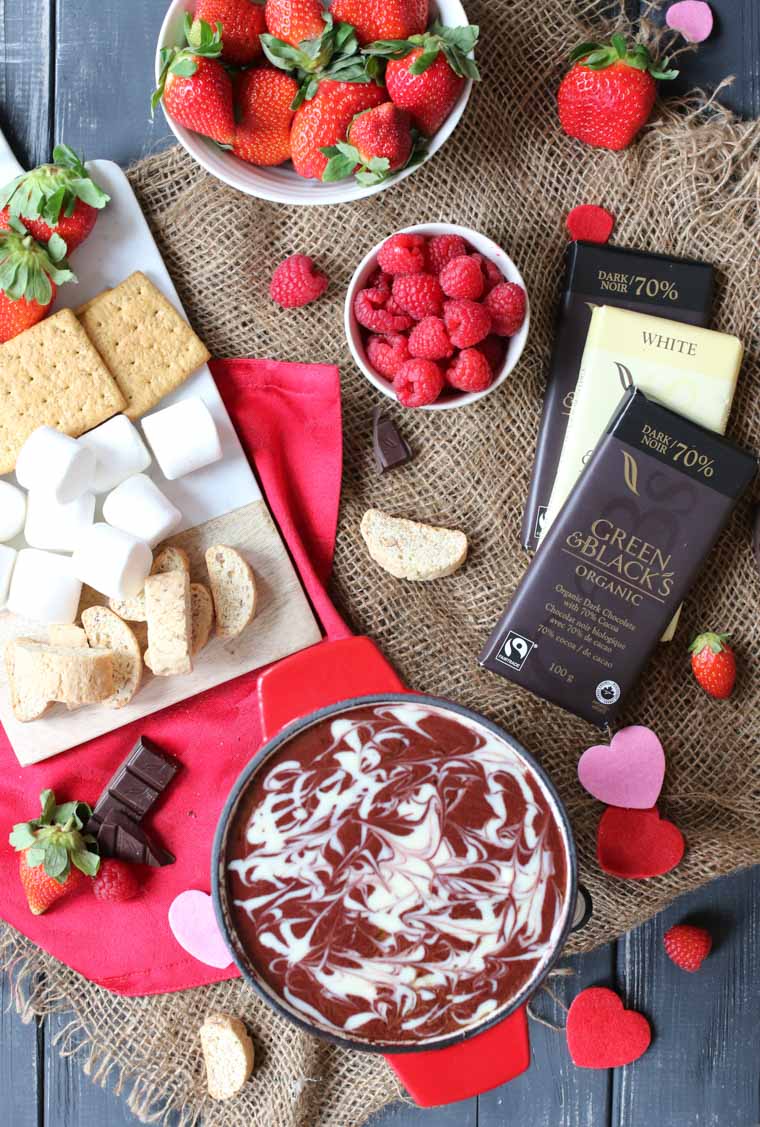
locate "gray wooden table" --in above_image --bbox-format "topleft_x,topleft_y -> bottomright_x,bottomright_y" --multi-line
1,2 -> 759,1124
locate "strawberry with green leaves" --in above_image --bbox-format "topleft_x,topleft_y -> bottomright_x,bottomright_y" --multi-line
152,16 -> 236,146
264,0 -> 326,47
291,78 -> 386,179
330,0 -> 428,46
557,35 -> 678,151
261,13 -> 376,107
0,219 -> 75,343
689,631 -> 737,699
10,789 -> 100,915
195,0 -> 267,65
321,101 -> 423,184
0,144 -> 110,254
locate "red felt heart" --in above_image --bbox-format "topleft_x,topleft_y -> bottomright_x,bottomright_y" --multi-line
597,806 -> 685,879
566,986 -> 651,1068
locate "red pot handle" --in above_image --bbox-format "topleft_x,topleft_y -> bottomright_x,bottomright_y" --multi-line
257,636 -> 531,1105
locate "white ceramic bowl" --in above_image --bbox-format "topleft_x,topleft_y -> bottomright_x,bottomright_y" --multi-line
155,0 -> 473,205
345,223 -> 530,410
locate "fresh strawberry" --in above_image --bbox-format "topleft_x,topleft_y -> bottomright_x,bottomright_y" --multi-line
377,232 -> 427,275
408,315 -> 453,360
439,254 -> 484,300
152,17 -> 235,146
10,789 -> 100,915
290,79 -> 386,179
264,0 -> 325,46
92,859 -> 141,903
270,253 -> 328,307
393,358 -> 444,407
331,0 -> 428,46
321,102 -> 416,184
447,347 -> 494,392
443,298 -> 490,348
233,66 -> 299,165
367,21 -> 479,136
664,924 -> 712,972
0,220 -> 75,343
195,0 -> 267,64
366,332 -> 411,378
485,282 -> 527,337
426,232 -> 467,274
392,272 -> 444,320
689,632 -> 737,699
0,145 -> 109,254
557,36 -> 677,151
354,284 -> 413,333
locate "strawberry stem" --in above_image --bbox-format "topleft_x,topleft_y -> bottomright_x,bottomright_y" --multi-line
568,36 -> 678,81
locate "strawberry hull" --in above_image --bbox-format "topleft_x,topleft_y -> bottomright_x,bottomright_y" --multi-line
291,81 -> 387,180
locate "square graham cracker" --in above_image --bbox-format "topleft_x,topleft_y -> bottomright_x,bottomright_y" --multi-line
0,309 -> 126,474
78,272 -> 211,419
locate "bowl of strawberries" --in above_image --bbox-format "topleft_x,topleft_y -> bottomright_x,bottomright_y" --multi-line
155,0 -> 479,205
345,223 -> 530,409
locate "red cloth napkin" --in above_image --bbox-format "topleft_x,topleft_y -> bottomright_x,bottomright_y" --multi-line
0,359 -> 349,996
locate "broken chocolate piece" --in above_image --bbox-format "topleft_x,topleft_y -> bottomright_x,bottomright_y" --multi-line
372,406 -> 413,473
99,809 -> 175,867
87,735 -> 179,836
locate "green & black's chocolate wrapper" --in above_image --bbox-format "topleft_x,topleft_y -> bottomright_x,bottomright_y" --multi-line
483,389 -> 756,727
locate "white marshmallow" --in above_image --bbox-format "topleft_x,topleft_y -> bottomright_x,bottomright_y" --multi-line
16,426 -> 97,503
102,474 -> 181,548
7,549 -> 83,624
71,523 -> 152,600
141,398 -> 222,481
78,415 -> 152,493
24,489 -> 95,552
0,545 -> 17,609
0,481 -> 27,542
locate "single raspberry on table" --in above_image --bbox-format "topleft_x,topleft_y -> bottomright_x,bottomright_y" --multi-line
366,333 -> 411,378
447,347 -> 494,393
270,254 -> 329,308
427,233 -> 468,274
443,298 -> 491,348
92,860 -> 141,903
393,358 -> 444,407
408,316 -> 454,360
354,285 -> 413,333
439,255 -> 485,301
392,273 -> 444,320
377,233 -> 427,275
474,334 -> 507,372
663,924 -> 712,972
470,252 -> 504,293
485,282 -> 527,336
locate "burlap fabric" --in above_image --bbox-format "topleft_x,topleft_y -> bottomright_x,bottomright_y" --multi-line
2,1 -> 758,1123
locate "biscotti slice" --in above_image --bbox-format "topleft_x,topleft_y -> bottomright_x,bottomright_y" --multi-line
360,509 -> 468,581
144,570 -> 192,676
145,581 -> 214,670
200,1013 -> 254,1101
5,638 -> 50,722
81,606 -> 142,709
11,639 -> 113,708
109,546 -> 191,622
205,546 -> 257,639
49,624 -> 88,647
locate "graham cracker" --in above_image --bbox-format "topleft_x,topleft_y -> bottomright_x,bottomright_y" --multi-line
0,309 -> 126,475
78,272 -> 211,419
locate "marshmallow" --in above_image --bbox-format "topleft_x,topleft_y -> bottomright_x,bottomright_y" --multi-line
103,474 -> 182,548
16,426 -> 97,503
0,545 -> 17,609
141,398 -> 222,481
0,481 -> 26,542
71,523 -> 152,600
24,489 -> 95,552
78,415 -> 152,493
7,549 -> 83,624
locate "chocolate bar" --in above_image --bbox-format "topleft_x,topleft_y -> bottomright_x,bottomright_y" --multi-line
482,388 -> 756,727
521,241 -> 715,551
87,735 -> 179,836
373,406 -> 413,473
98,809 -> 175,867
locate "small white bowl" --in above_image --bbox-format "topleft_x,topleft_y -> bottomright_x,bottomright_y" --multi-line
155,0 -> 473,206
345,223 -> 530,410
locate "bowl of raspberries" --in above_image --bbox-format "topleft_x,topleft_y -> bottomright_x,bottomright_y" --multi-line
155,0 -> 479,205
346,224 -> 529,408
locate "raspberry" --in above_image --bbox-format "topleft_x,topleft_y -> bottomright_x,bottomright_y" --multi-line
392,273 -> 444,320
443,299 -> 491,348
663,924 -> 712,972
408,316 -> 454,360
446,348 -> 494,393
427,233 -> 468,274
377,233 -> 427,275
368,268 -> 393,294
270,254 -> 329,308
92,860 -> 141,903
474,334 -> 507,372
439,255 -> 484,300
393,359 -> 444,407
366,333 -> 411,378
354,285 -> 413,333
485,282 -> 527,336
470,253 -> 504,293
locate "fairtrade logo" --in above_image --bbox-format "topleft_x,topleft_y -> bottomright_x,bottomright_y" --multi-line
496,631 -> 536,671
622,450 -> 640,496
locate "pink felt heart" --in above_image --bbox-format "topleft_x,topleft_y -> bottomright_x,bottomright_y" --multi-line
666,1 -> 714,43
566,987 -> 652,1068
168,890 -> 233,969
578,725 -> 665,809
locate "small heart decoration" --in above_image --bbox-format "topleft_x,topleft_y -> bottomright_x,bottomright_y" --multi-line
168,890 -> 233,969
597,806 -> 685,879
566,986 -> 652,1068
578,725 -> 665,809
566,204 -> 615,245
666,0 -> 714,43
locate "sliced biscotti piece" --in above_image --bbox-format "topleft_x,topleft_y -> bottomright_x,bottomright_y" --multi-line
109,591 -> 147,622
205,546 -> 257,639
81,606 -> 142,709
10,639 -> 113,708
145,581 -> 214,670
109,545 -> 191,622
5,638 -> 51,722
200,1012 -> 254,1101
144,570 -> 192,676
49,624 -> 88,647
360,509 -> 468,581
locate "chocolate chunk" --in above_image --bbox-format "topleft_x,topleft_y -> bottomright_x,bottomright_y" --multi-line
753,504 -> 760,576
98,809 -> 175,867
372,406 -> 413,473
87,736 -> 179,835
